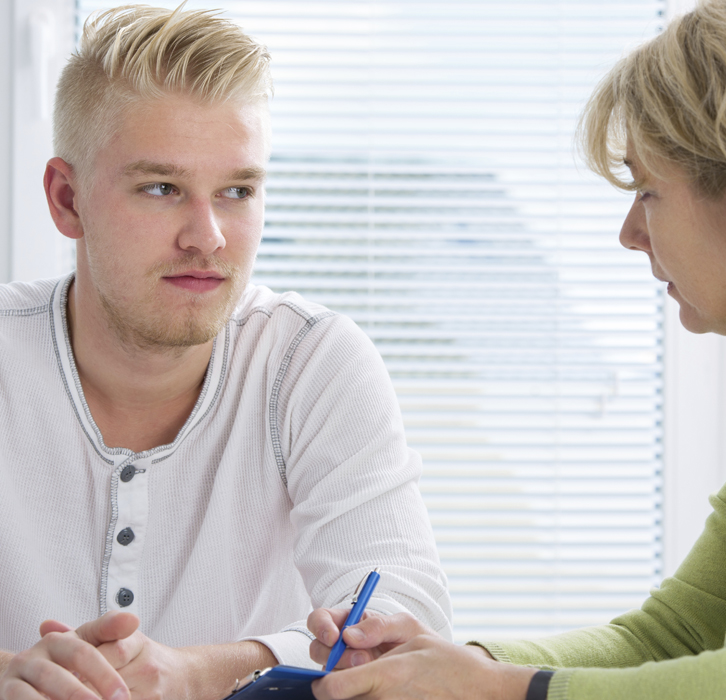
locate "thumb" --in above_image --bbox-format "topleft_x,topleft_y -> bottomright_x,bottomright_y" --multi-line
75,610 -> 140,647
39,619 -> 74,636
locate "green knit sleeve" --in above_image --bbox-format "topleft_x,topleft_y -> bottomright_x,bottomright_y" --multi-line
470,481 -> 726,695
545,646 -> 726,700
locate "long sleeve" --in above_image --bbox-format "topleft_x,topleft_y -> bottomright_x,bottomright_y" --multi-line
246,310 -> 453,666
476,481 -> 726,699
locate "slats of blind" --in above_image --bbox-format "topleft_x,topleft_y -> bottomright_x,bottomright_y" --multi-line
80,0 -> 667,642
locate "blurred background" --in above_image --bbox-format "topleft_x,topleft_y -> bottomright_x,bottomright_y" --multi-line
1,0 -> 725,643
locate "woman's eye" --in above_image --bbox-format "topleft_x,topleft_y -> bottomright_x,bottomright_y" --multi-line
637,191 -> 651,203
142,183 -> 175,196
223,187 -> 251,200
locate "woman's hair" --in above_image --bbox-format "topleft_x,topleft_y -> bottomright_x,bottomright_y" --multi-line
579,0 -> 726,197
53,3 -> 272,180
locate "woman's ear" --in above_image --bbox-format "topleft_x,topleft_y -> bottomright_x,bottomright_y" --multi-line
44,157 -> 85,240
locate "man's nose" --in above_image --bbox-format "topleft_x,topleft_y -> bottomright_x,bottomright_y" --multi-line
177,198 -> 226,256
619,196 -> 651,253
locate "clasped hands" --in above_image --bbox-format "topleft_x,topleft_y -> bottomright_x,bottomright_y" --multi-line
307,609 -> 538,700
0,611 -> 188,700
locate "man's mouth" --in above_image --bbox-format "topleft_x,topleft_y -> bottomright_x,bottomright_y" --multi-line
163,270 -> 225,292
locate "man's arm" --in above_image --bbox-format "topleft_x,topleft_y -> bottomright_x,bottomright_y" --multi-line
249,312 -> 452,667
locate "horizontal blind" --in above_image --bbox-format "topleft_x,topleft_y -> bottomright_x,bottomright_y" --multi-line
79,0 -> 666,642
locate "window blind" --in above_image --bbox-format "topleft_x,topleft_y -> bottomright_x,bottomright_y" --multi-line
79,0 -> 666,642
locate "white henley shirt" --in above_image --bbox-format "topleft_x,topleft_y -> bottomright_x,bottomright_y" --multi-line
0,274 -> 452,668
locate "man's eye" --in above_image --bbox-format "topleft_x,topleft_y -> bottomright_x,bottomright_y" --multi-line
142,183 -> 175,196
223,187 -> 251,200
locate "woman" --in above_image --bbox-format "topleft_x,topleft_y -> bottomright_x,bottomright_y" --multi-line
306,2 -> 726,699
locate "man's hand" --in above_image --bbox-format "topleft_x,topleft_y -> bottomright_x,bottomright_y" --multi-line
311,634 -> 537,700
70,615 -> 277,700
308,610 -> 437,669
70,615 -> 189,700
0,613 -> 133,700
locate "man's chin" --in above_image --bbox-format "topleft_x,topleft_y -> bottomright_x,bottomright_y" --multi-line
131,311 -> 230,349
97,272 -> 247,351
101,298 -> 234,350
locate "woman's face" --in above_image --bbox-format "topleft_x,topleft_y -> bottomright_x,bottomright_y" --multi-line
620,149 -> 726,334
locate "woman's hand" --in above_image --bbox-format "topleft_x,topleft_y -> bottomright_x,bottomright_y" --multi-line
311,634 -> 536,700
308,610 -> 435,669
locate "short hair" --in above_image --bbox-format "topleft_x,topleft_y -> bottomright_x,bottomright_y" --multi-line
578,0 -> 726,197
53,3 -> 273,180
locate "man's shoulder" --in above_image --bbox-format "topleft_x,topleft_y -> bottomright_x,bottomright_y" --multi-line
228,284 -> 372,357
231,284 -> 339,327
0,276 -> 61,316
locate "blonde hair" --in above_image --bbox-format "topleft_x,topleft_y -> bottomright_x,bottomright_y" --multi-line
579,0 -> 726,197
53,3 -> 272,179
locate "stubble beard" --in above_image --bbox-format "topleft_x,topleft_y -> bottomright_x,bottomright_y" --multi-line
98,255 -> 249,351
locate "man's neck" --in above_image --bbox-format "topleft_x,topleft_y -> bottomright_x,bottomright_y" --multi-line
67,280 -> 215,453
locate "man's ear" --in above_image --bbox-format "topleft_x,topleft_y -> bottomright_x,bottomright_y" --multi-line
44,157 -> 85,240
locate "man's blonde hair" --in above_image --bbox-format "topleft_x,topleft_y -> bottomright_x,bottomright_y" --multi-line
54,3 -> 272,179
579,0 -> 726,197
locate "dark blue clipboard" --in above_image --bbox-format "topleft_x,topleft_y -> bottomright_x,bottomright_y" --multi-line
222,666 -> 328,700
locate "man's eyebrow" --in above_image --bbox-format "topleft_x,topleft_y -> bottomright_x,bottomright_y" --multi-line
121,160 -> 191,178
229,167 -> 267,182
120,161 -> 267,183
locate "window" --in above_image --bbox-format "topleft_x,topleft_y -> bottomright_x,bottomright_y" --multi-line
5,0 -> 720,643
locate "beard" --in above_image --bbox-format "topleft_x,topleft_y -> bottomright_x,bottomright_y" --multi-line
97,254 -> 248,351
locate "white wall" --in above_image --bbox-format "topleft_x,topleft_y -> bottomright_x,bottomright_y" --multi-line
0,0 -> 13,283
2,0 -> 75,283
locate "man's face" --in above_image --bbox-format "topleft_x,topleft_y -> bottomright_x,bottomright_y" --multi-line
73,93 -> 269,349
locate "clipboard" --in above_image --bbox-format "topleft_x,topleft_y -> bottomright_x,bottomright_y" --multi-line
222,666 -> 328,700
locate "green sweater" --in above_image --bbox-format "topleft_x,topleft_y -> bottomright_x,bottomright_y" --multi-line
475,482 -> 726,700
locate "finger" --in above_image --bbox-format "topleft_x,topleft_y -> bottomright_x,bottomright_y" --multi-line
312,665 -> 376,700
309,641 -> 374,669
307,609 -> 352,647
342,613 -> 431,650
309,639 -> 330,666
43,632 -> 129,700
40,620 -> 74,637
75,612 -> 140,648
1,676 -> 59,700
95,632 -> 145,671
15,656 -> 104,700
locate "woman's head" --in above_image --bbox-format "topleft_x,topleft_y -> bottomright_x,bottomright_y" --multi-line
580,0 -> 726,198
580,1 -> 726,335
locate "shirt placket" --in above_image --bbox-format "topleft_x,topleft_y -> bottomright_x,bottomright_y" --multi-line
104,457 -> 149,615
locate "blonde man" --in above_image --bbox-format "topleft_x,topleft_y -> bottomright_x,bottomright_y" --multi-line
0,6 -> 452,700
307,1 -> 726,700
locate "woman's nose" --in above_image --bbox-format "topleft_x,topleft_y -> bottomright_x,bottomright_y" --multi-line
619,196 -> 651,253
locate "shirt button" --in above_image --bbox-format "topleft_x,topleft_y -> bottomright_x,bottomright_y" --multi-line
120,465 -> 136,482
116,588 -> 134,607
117,528 -> 135,546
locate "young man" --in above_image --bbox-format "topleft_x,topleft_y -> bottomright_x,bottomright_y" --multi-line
0,6 -> 451,700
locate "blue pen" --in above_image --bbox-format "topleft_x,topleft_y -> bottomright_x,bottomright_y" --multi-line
324,567 -> 381,671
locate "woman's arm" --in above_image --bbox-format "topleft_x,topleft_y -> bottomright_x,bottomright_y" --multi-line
477,481 -> 726,671
545,646 -> 726,700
